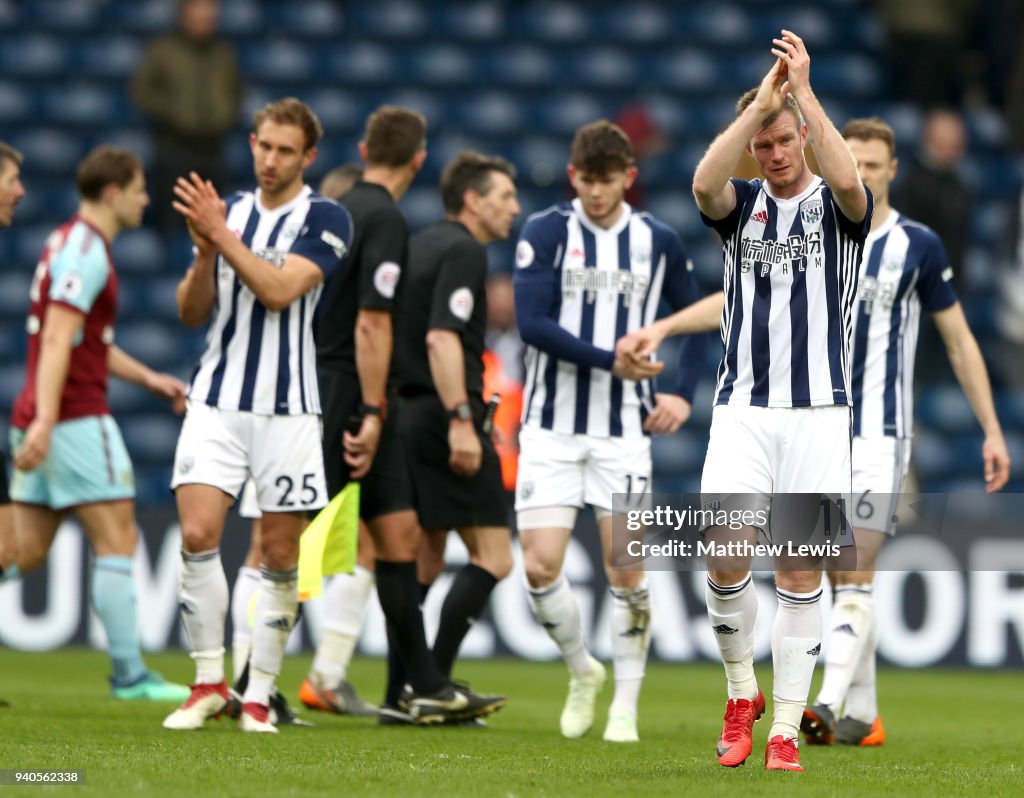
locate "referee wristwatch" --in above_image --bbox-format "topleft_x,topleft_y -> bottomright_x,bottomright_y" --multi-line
446,400 -> 472,422
361,401 -> 386,421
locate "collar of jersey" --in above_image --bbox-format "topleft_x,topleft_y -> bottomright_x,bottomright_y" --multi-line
255,184 -> 312,216
866,208 -> 899,244
760,174 -> 822,206
572,197 -> 632,236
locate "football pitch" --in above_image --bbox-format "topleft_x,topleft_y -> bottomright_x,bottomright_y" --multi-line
0,649 -> 1020,797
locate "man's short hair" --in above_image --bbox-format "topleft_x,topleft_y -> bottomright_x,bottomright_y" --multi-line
253,97 -> 324,152
363,105 -> 427,168
440,150 -> 516,215
735,88 -> 803,130
0,141 -> 23,172
842,116 -> 896,157
569,120 -> 635,176
76,146 -> 142,201
319,163 -> 364,200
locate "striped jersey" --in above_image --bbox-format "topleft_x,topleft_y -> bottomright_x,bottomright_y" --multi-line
701,176 -> 872,408
188,186 -> 352,416
514,199 -> 704,438
851,209 -> 957,437
12,216 -> 117,427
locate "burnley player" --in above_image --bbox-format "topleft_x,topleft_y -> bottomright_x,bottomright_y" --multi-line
4,146 -> 190,702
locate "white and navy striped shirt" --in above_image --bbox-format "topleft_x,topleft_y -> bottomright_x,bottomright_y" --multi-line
702,177 -> 871,408
189,186 -> 352,415
514,199 -> 704,438
851,209 -> 958,437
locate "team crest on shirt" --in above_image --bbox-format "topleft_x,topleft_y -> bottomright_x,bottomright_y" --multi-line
630,246 -> 651,266
801,199 -> 823,225
520,480 -> 534,501
54,272 -> 83,301
449,287 -> 474,321
178,456 -> 194,476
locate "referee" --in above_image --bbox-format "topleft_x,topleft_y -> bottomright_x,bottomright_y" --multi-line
312,109 -> 500,725
397,151 -> 520,692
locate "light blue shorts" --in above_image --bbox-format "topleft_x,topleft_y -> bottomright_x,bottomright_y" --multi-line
9,415 -> 135,510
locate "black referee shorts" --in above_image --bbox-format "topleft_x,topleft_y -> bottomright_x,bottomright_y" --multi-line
398,393 -> 507,530
0,448 -> 9,505
318,368 -> 414,521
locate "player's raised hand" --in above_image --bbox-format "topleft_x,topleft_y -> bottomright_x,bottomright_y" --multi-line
752,57 -> 789,116
982,432 -> 1011,493
173,172 -> 227,241
643,393 -> 692,435
772,30 -> 810,96
612,352 -> 664,382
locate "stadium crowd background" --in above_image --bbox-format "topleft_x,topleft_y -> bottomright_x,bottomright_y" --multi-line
0,0 -> 1022,505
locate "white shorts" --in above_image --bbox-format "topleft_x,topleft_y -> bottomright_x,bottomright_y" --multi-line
701,404 -> 853,545
701,404 -> 852,496
850,435 -> 911,535
238,478 -> 262,520
171,402 -> 327,514
515,426 -> 651,517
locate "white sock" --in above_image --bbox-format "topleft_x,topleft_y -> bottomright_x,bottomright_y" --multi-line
770,586 -> 823,741
230,566 -> 261,683
527,575 -> 592,677
179,548 -> 228,685
844,595 -> 879,723
243,565 -> 298,707
815,584 -> 874,714
609,581 -> 651,715
705,575 -> 758,700
312,565 -> 376,689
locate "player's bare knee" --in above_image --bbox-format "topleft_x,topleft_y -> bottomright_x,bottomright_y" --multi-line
523,551 -> 560,589
776,569 -> 822,594
179,520 -> 220,554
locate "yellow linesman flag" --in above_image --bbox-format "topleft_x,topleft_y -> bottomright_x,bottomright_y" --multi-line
297,481 -> 360,602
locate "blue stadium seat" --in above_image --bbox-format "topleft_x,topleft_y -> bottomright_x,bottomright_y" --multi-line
116,322 -> 181,368
602,4 -> 671,44
0,321 -> 24,363
266,0 -> 343,38
121,415 -> 181,462
645,191 -> 704,239
41,85 -> 122,127
680,4 -> 751,46
538,93 -> 607,135
0,365 -> 25,408
326,42 -> 398,85
433,2 -> 505,41
509,137 -> 566,189
453,92 -> 524,135
111,229 -> 165,274
488,45 -> 557,86
0,81 -> 33,122
10,129 -> 84,176
749,7 -> 836,49
564,47 -> 638,89
407,44 -> 476,87
0,34 -> 69,76
916,385 -> 977,433
34,0 -> 100,31
304,89 -> 365,133
651,50 -> 720,94
350,1 -> 428,38
218,0 -> 263,36
0,273 -> 30,315
13,225 -> 55,267
102,0 -> 175,33
911,430 -> 956,479
76,37 -> 143,79
512,2 -> 591,42
0,1 -> 18,30
812,55 -> 881,98
652,430 -> 704,477
98,128 -> 153,166
239,39 -> 314,82
376,89 -> 447,130
133,466 -> 174,505
399,186 -> 444,232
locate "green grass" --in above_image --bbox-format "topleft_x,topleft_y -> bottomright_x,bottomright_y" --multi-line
0,649 -> 1021,797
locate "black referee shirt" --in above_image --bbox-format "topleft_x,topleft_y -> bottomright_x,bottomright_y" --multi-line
396,220 -> 488,399
316,180 -> 407,372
